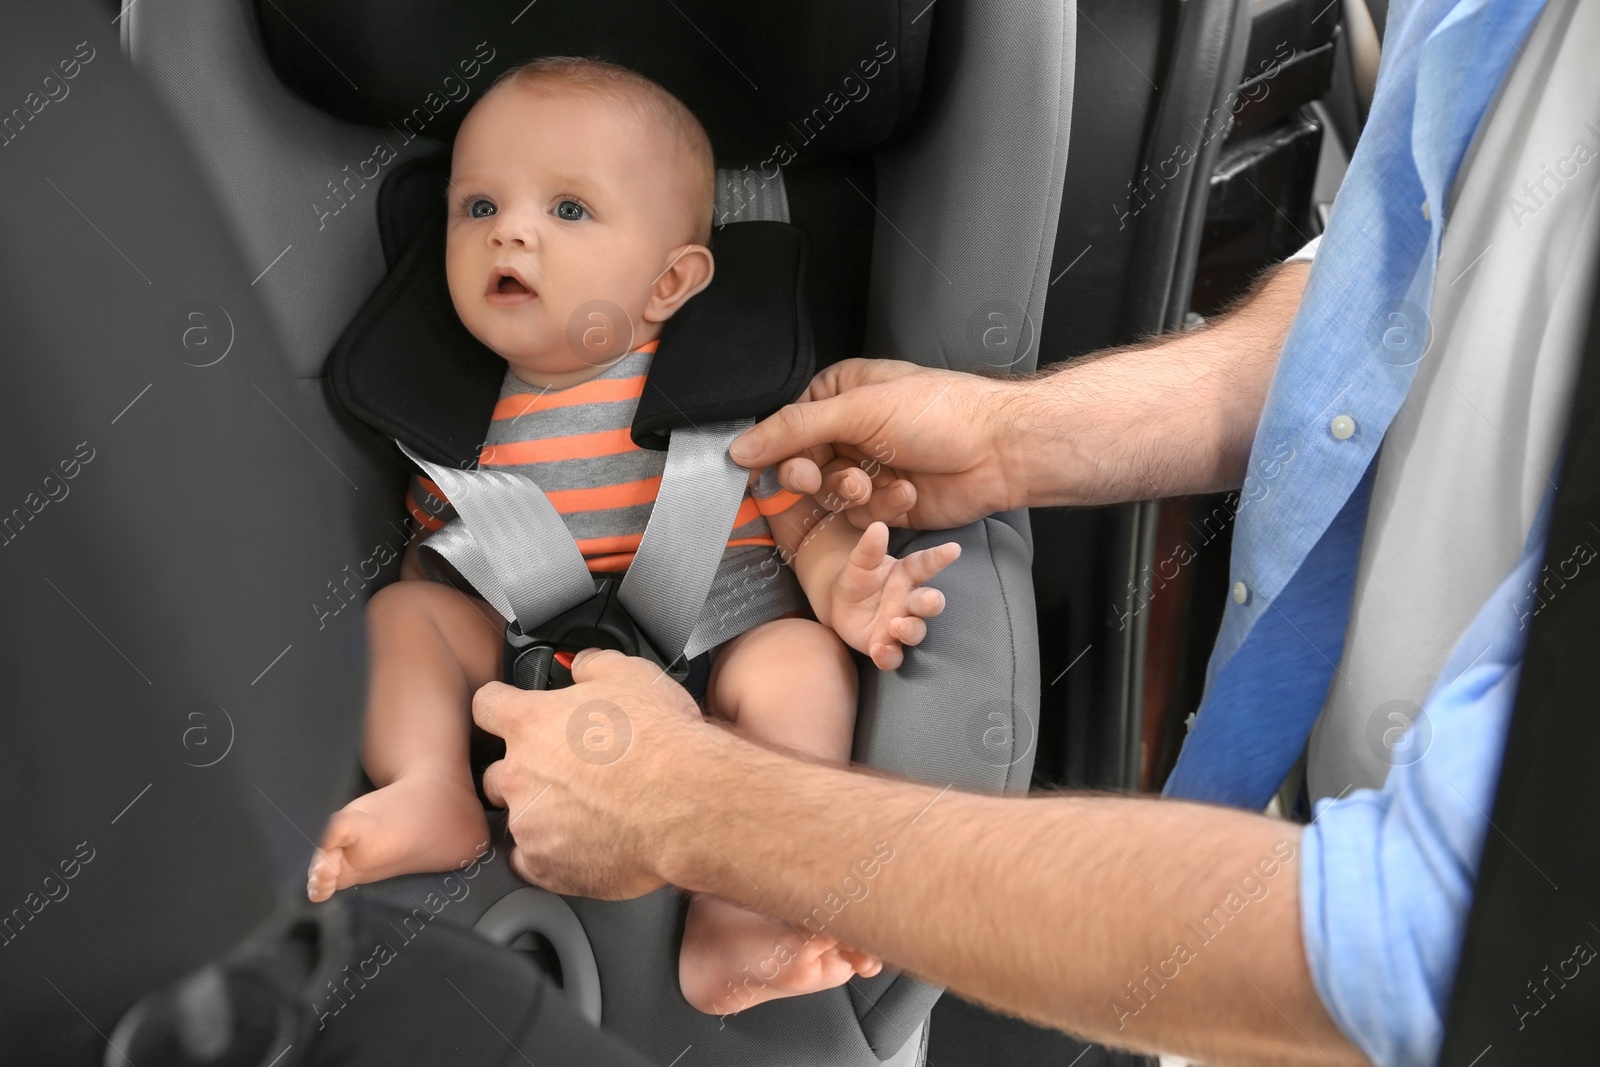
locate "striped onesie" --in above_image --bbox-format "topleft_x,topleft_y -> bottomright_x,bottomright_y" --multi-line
407,340 -> 810,639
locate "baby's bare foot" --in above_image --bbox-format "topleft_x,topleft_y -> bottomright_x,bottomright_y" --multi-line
679,896 -> 883,1015
307,771 -> 488,902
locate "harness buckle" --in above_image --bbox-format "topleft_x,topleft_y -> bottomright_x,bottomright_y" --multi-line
502,577 -> 690,690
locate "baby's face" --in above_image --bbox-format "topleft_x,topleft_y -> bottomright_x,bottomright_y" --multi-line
446,85 -> 703,385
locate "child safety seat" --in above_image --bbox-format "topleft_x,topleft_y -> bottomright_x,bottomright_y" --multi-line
120,2 -> 1072,1064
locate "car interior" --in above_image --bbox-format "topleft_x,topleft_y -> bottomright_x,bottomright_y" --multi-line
17,0 -> 1592,1064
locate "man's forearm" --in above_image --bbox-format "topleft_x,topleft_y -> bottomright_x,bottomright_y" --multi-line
656,723 -> 1362,1065
1004,261 -> 1309,509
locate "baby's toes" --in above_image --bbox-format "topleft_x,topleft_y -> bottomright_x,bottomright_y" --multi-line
306,850 -> 343,903
838,947 -> 883,978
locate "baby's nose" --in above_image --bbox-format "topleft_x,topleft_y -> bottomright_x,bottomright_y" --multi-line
491,211 -> 537,248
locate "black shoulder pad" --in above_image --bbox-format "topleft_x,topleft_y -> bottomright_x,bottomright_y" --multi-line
377,152 -> 451,271
327,213 -> 503,470
631,221 -> 814,451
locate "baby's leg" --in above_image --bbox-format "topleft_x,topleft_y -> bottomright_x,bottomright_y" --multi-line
679,617 -> 883,1014
307,580 -> 504,901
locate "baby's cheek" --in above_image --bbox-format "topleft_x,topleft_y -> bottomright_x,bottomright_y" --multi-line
442,261 -> 475,317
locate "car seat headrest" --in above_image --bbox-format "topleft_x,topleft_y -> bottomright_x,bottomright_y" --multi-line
327,154 -> 813,468
255,1 -> 930,166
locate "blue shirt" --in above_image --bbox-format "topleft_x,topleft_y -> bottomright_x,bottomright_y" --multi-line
1158,0 -> 1552,1061
1300,503 -> 1551,1064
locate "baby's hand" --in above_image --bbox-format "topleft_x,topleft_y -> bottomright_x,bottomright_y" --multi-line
830,521 -> 960,670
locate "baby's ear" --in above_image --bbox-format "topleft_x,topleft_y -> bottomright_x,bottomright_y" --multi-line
642,244 -> 714,323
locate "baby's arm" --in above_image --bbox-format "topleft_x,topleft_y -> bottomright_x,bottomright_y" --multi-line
762,481 -> 960,670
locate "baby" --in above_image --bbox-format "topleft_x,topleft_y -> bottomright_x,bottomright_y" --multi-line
306,57 -> 960,1014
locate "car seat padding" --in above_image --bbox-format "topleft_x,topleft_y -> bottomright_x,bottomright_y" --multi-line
632,220 -> 814,451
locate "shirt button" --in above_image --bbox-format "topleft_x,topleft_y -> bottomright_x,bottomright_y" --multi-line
1330,414 -> 1356,440
1421,199 -> 1431,220
1232,581 -> 1250,605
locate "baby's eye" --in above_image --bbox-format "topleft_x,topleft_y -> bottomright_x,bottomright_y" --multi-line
467,198 -> 495,219
554,198 -> 588,222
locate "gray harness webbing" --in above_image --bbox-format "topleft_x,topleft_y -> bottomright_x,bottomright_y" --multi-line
403,169 -> 797,665
617,419 -> 755,659
400,444 -> 597,633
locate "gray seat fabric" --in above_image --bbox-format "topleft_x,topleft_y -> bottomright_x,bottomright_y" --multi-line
850,3 -> 1074,1038
122,2 -> 1071,1063
867,1 -> 1075,381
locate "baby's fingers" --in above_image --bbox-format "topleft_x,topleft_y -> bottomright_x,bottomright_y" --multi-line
847,521 -> 892,570
890,616 -> 928,647
901,540 -> 962,585
908,587 -> 946,619
870,641 -> 905,671
815,459 -> 875,511
845,478 -> 917,530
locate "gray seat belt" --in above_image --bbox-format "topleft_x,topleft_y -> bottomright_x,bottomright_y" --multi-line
618,417 -> 756,660
395,168 -> 801,666
398,442 -> 597,633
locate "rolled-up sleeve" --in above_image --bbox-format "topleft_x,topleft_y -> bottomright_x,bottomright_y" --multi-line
1283,234 -> 1323,264
1298,543 -> 1539,1065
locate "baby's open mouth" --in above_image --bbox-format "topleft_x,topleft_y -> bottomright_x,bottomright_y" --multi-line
488,266 -> 536,299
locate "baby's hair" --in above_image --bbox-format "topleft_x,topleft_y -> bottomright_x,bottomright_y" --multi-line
488,56 -> 715,244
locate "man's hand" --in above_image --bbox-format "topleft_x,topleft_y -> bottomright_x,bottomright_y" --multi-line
729,264 -> 1311,525
828,522 -> 960,670
729,359 -> 1027,530
472,649 -> 711,899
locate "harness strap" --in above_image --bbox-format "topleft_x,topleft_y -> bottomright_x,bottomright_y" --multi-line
398,442 -> 597,633
715,165 -> 792,224
422,519 -> 517,623
618,419 -> 754,661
